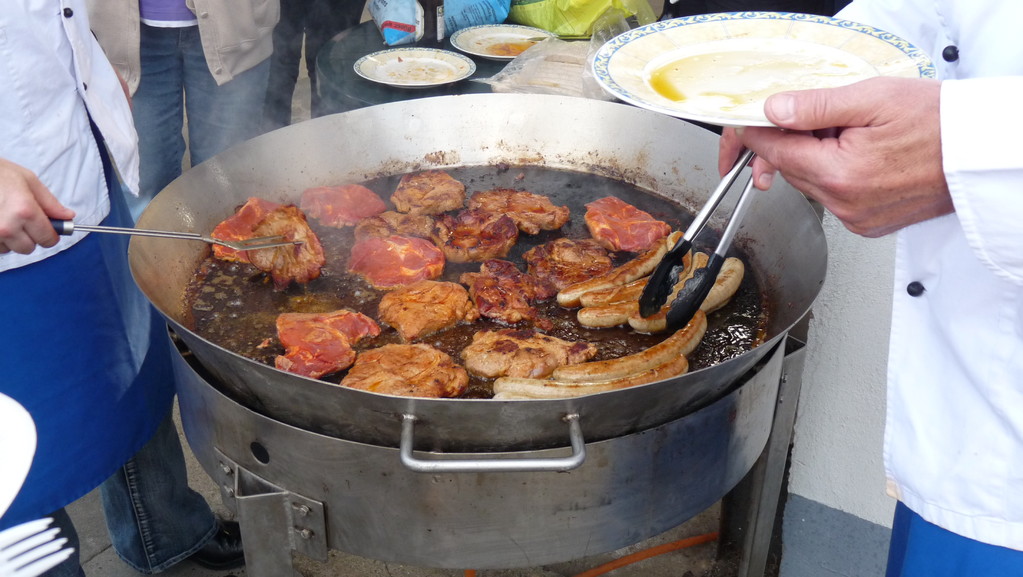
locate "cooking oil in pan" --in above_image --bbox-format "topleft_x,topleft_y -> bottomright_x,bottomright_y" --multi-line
184,165 -> 767,398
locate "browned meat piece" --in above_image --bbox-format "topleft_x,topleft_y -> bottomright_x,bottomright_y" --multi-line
468,188 -> 570,234
585,196 -> 672,252
378,280 -> 479,342
390,170 -> 466,215
246,205 -> 327,290
353,210 -> 436,241
300,184 -> 387,227
340,344 -> 468,398
210,197 -> 282,263
275,310 -> 381,378
522,237 -> 613,291
347,235 -> 446,290
460,328 -> 598,379
459,259 -> 556,326
430,208 -> 519,263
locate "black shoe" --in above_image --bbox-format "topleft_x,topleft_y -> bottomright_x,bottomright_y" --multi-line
189,519 -> 246,570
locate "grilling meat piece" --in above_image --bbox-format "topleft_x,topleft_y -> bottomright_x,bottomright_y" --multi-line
347,234 -> 446,290
584,196 -> 672,252
210,197 -> 283,263
459,259 -> 556,326
275,310 -> 381,379
391,170 -> 466,215
340,343 -> 469,398
468,188 -> 570,234
431,209 -> 519,263
522,237 -> 612,291
461,328 -> 598,379
300,184 -> 386,227
353,210 -> 436,241
247,205 -> 327,290
378,280 -> 479,342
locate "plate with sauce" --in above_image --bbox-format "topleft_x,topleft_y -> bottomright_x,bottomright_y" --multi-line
592,12 -> 935,126
451,24 -> 556,61
355,48 -> 476,88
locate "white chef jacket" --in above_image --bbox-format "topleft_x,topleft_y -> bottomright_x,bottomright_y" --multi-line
0,0 -> 139,272
837,1 -> 1023,550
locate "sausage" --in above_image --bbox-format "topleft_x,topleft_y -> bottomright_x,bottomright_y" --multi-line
578,277 -> 649,307
557,231 -> 682,307
553,309 -> 707,382
628,254 -> 743,334
700,257 -> 744,313
577,301 -> 639,328
628,252 -> 708,333
492,354 -> 690,399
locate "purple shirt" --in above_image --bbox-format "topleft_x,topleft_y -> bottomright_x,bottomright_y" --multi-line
139,0 -> 196,22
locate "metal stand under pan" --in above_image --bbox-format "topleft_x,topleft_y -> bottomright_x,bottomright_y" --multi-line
172,336 -> 805,576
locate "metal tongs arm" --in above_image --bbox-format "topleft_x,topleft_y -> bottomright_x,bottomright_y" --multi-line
638,148 -> 755,317
50,220 -> 302,251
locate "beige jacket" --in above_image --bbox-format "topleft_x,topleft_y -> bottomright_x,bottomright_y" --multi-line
86,0 -> 280,92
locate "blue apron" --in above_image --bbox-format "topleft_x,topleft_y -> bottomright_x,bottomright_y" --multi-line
0,146 -> 175,529
886,501 -> 1023,576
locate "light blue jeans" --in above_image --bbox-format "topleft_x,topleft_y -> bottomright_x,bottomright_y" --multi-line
128,23 -> 270,221
45,412 -> 217,576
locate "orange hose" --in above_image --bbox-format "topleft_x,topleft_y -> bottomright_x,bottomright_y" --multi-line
570,531 -> 720,577
462,531 -> 718,577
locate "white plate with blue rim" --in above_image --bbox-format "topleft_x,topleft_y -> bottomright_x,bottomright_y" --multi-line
355,47 -> 476,89
592,12 -> 935,127
450,24 -> 556,61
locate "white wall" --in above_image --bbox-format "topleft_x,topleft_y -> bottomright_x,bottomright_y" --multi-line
788,211 -> 896,527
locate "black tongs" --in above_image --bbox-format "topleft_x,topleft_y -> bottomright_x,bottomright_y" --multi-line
638,149 -> 758,329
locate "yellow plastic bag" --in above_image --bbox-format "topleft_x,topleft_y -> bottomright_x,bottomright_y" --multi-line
507,0 -> 654,38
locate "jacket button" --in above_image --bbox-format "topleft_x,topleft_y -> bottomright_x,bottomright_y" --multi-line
942,45 -> 959,62
63,7 -> 73,17
907,281 -> 925,297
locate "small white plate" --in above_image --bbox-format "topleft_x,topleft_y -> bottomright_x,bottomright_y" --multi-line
450,24 -> 556,61
592,12 -> 935,127
0,393 -> 36,518
354,48 -> 477,88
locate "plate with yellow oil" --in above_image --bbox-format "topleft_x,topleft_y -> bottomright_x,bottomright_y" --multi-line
591,12 -> 935,126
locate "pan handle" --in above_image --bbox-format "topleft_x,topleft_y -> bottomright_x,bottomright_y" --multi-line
398,413 -> 586,473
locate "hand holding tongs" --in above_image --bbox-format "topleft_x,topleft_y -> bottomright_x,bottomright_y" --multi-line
638,149 -> 758,330
50,220 -> 302,252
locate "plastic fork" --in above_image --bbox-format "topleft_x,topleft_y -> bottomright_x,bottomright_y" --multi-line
51,220 -> 302,252
0,518 -> 74,577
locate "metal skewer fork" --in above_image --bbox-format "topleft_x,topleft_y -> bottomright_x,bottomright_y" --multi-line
0,518 -> 75,577
638,148 -> 756,317
51,220 -> 303,252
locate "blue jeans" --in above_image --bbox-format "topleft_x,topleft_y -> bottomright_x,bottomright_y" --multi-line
129,23 -> 270,221
44,410 -> 216,576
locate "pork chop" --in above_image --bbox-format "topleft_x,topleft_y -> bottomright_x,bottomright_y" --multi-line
378,280 -> 479,342
522,237 -> 613,290
391,170 -> 466,215
340,344 -> 469,398
468,188 -> 570,234
460,328 -> 598,379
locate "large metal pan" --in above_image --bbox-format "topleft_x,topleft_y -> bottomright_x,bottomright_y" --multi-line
129,94 -> 826,453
